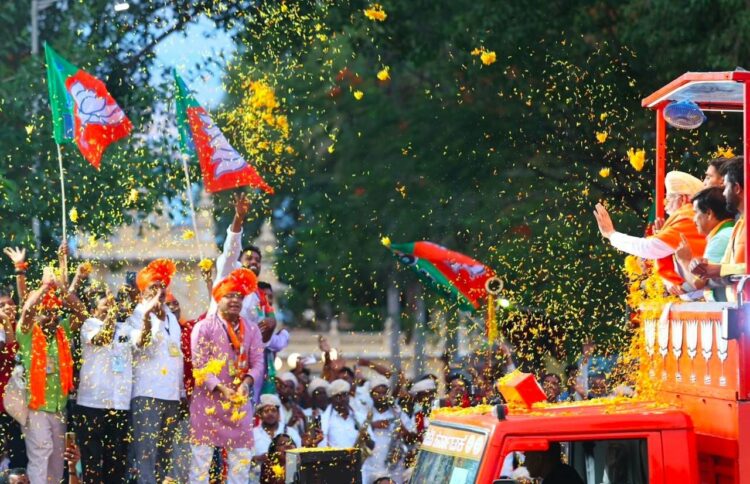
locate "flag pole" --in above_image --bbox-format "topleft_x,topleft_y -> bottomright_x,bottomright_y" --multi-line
56,143 -> 67,242
181,155 -> 203,259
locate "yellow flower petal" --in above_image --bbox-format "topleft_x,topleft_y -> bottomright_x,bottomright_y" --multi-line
714,146 -> 736,159
25,125 -> 34,135
627,148 -> 646,172
205,406 -> 216,416
480,50 -> 496,66
182,229 -> 195,240
381,236 -> 391,247
363,4 -> 387,21
599,167 -> 611,178
353,90 -> 364,100
377,67 -> 390,81
69,207 -> 79,224
595,131 -> 608,144
198,258 -> 214,272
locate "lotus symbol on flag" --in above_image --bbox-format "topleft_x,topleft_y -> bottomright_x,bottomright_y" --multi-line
447,262 -> 487,279
69,81 -> 126,127
198,112 -> 248,178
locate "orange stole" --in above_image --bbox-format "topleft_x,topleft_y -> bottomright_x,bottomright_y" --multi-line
726,217 -> 746,265
653,204 -> 706,286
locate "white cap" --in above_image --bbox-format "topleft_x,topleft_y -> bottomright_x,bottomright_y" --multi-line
368,373 -> 390,391
278,372 -> 298,388
257,393 -> 281,409
409,378 -> 437,395
665,171 -> 703,196
307,377 -> 329,396
327,378 -> 351,397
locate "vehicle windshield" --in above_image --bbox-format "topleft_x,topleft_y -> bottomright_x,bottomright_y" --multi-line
500,438 -> 649,483
411,423 -> 488,484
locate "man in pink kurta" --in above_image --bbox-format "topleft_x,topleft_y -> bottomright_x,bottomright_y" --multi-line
189,268 -> 264,483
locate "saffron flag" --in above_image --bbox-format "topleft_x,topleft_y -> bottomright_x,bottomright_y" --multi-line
383,239 -> 501,311
384,239 -> 503,341
174,71 -> 273,194
44,43 -> 132,169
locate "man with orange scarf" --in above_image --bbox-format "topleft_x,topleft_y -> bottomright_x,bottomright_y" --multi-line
189,268 -> 264,483
127,259 -> 185,484
16,267 -> 85,484
594,171 -> 706,294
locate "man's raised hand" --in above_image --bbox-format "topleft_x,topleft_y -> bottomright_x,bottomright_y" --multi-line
233,192 -> 250,220
3,247 -> 26,265
143,293 -> 162,315
593,203 -> 616,239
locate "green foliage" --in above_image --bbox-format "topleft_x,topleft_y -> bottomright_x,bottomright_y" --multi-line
0,0 -> 258,283
221,0 -> 743,360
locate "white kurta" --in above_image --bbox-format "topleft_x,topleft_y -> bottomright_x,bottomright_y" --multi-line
609,232 -> 675,259
362,406 -> 409,484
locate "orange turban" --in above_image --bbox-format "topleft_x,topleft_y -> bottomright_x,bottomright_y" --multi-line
136,259 -> 177,292
212,268 -> 258,302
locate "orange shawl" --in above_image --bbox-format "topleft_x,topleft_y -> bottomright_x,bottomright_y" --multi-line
652,204 -> 706,286
29,324 -> 74,410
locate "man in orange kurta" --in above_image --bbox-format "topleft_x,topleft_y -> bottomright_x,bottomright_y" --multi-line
594,171 -> 706,294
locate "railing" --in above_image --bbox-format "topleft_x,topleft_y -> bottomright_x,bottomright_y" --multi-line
643,302 -> 735,399
641,292 -> 750,442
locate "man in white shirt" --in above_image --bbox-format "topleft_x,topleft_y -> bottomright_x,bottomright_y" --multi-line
209,193 -> 290,402
276,372 -> 306,436
128,259 -> 185,484
77,289 -> 138,483
362,374 -> 408,484
302,377 -> 330,419
250,394 -> 301,483
319,379 -> 372,450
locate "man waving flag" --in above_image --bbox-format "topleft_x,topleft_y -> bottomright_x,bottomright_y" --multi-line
44,43 -> 132,169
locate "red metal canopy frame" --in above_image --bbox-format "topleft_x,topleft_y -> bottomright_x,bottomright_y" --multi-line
642,71 -> 750,265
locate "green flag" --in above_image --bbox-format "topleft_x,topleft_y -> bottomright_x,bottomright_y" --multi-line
44,43 -> 78,145
174,70 -> 201,157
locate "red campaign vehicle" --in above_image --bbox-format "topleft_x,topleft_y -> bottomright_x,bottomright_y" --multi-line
410,72 -> 750,484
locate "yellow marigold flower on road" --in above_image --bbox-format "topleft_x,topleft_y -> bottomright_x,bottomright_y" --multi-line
470,48 -> 483,56
364,4 -> 387,21
271,464 -> 284,477
377,67 -> 390,81
198,258 -> 214,272
595,131 -> 608,143
627,148 -> 646,172
480,50 -> 496,65
600,112 -> 608,121
381,236 -> 391,247
69,207 -> 79,224
182,229 -> 195,240
599,167 -> 611,178
353,90 -> 364,100
127,188 -> 139,204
